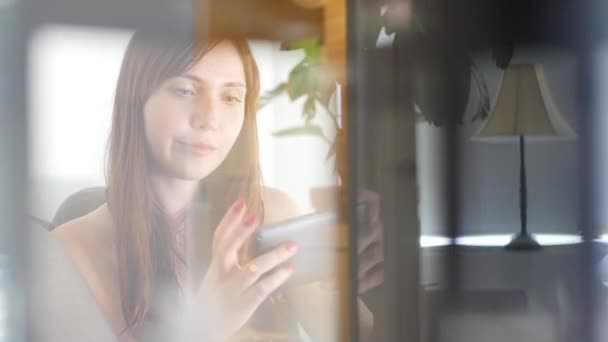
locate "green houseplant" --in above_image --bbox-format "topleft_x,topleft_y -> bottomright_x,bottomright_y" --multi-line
258,37 -> 340,161
259,17 -> 492,158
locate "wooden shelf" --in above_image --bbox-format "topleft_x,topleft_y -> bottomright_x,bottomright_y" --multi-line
29,0 -> 322,43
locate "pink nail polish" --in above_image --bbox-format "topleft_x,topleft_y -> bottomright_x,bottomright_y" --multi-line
286,242 -> 299,252
234,199 -> 245,212
243,213 -> 257,226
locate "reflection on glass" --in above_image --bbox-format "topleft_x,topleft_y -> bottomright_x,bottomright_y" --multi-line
414,44 -> 583,341
454,234 -> 582,247
27,25 -> 352,341
0,255 -> 6,342
420,234 -> 583,247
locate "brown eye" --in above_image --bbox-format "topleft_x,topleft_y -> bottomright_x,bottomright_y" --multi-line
223,94 -> 243,104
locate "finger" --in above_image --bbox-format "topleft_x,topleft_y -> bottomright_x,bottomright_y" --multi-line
357,189 -> 381,224
359,263 -> 384,294
212,199 -> 247,254
358,242 -> 384,279
241,264 -> 294,310
221,212 -> 259,264
236,242 -> 299,289
319,279 -> 338,291
358,221 -> 383,254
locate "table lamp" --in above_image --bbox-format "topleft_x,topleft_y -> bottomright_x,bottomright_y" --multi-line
472,64 -> 576,250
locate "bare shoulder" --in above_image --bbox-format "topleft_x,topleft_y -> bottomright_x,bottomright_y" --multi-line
51,204 -> 124,333
51,203 -> 118,295
52,203 -> 114,259
261,186 -> 302,225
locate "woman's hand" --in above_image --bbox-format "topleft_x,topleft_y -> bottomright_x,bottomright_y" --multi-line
357,189 -> 384,294
358,298 -> 374,341
186,199 -> 299,341
355,190 -> 384,341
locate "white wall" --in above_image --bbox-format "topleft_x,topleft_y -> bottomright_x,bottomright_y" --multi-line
28,25 -> 128,221
593,44 -> 608,231
28,25 -> 337,222
250,42 -> 338,214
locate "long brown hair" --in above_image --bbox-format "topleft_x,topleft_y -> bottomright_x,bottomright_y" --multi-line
106,30 -> 262,333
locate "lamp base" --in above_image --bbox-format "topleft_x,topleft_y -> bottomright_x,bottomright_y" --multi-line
504,233 -> 541,251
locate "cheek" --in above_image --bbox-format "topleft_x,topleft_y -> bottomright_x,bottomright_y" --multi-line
144,96 -> 186,147
222,111 -> 246,148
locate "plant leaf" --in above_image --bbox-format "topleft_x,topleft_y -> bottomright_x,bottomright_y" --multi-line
287,61 -> 313,100
287,37 -> 321,63
258,82 -> 287,110
325,139 -> 337,160
272,124 -> 329,143
470,61 -> 490,122
303,96 -> 316,123
266,82 -> 288,98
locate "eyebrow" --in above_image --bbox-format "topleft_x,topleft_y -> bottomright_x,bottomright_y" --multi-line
182,74 -> 246,88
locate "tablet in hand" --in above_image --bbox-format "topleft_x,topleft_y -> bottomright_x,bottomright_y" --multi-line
253,203 -> 368,287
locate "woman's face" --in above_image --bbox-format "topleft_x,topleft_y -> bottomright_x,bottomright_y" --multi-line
143,40 -> 247,180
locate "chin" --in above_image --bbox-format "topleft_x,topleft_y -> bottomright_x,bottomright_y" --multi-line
154,152 -> 223,181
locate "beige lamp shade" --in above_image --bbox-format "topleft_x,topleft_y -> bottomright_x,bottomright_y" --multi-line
473,64 -> 576,142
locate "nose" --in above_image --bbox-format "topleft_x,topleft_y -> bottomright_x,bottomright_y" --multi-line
190,93 -> 219,131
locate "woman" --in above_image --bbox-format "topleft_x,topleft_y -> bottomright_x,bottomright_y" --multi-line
52,29 -> 383,341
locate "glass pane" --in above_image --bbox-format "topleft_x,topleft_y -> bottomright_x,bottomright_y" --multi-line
5,0 -> 607,341
26,18 -> 347,342
348,1 -> 595,342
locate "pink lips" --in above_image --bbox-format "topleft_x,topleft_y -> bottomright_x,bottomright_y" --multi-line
176,140 -> 216,156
